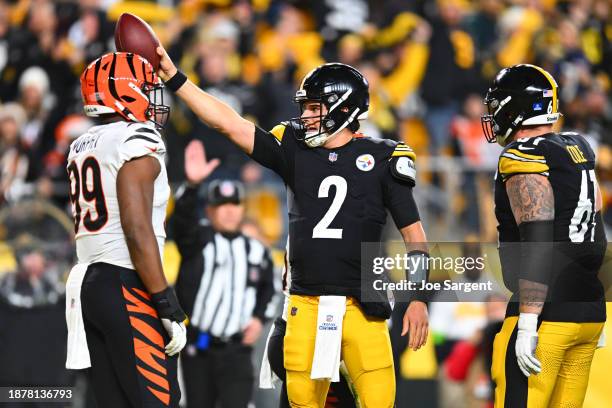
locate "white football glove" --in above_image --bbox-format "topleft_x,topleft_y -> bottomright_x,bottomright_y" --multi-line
161,318 -> 187,356
515,313 -> 542,377
151,287 -> 188,357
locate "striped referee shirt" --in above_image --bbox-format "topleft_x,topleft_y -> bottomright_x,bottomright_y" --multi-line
172,184 -> 275,339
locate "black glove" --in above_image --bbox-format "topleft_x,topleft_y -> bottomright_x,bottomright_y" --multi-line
151,287 -> 187,322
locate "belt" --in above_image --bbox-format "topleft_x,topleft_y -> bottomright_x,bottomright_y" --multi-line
209,333 -> 244,346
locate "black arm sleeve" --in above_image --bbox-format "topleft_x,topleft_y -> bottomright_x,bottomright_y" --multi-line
518,220 -> 554,285
382,171 -> 421,229
251,126 -> 289,181
171,184 -> 207,258
252,248 -> 275,322
174,252 -> 205,317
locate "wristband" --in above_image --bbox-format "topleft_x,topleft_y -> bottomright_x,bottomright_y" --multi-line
518,313 -> 539,331
406,250 -> 430,304
165,70 -> 187,92
406,250 -> 429,283
151,287 -> 187,322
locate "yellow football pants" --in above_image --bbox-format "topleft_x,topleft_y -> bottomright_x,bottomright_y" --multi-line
284,295 -> 395,408
492,316 -> 604,407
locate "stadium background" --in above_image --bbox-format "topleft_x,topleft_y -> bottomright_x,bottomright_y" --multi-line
0,0 -> 610,406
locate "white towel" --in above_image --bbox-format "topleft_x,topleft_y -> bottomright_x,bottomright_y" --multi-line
65,263 -> 91,369
597,330 -> 606,349
259,321 -> 282,389
310,296 -> 346,382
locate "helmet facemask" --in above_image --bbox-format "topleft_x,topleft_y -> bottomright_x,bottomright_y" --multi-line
481,93 -> 517,146
293,89 -> 364,148
143,80 -> 170,129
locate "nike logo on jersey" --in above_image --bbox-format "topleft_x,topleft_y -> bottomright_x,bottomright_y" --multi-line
517,145 -> 535,151
147,147 -> 158,153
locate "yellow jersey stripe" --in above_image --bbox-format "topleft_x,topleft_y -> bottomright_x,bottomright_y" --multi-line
499,156 -> 549,176
505,149 -> 546,161
270,124 -> 286,142
529,64 -> 559,113
391,150 -> 416,160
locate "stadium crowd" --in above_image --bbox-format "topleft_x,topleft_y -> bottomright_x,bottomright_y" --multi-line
0,0 -> 610,407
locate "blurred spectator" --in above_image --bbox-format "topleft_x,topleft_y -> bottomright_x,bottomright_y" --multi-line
466,0 -> 504,61
0,235 -> 71,405
185,16 -> 260,175
0,235 -> 63,308
240,161 -> 285,246
0,102 -> 28,204
18,66 -> 53,151
310,0 -> 370,60
451,94 -> 501,237
421,0 -> 479,156
38,114 -> 93,206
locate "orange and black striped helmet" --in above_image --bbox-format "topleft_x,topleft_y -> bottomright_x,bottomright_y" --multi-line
80,52 -> 169,128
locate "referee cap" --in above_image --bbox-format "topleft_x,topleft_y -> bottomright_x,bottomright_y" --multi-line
207,180 -> 245,206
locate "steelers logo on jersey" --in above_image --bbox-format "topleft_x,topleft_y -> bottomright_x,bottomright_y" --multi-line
356,154 -> 375,171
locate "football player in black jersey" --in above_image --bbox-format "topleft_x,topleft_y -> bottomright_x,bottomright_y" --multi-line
482,64 -> 607,407
156,47 -> 429,407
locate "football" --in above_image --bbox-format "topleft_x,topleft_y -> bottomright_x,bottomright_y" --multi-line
114,13 -> 160,70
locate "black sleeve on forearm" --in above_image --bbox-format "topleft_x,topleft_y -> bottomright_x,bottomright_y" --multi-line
518,220 -> 554,285
252,249 -> 275,322
171,183 -> 206,258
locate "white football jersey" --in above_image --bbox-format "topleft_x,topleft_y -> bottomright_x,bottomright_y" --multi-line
67,121 -> 170,269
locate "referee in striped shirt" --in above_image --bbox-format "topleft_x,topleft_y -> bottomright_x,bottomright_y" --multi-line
172,140 -> 275,408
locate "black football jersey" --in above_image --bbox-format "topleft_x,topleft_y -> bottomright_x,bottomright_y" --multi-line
494,132 -> 606,322
251,124 -> 420,304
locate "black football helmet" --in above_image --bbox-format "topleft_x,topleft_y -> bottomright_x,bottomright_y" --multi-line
292,63 -> 369,147
482,64 -> 561,146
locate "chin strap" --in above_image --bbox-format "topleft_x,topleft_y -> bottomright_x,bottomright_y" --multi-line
304,109 -> 361,148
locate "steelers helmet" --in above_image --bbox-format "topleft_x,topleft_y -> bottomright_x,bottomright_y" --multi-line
481,64 -> 561,146
293,63 -> 369,148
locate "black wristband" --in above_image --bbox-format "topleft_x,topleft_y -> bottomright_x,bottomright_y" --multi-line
165,70 -> 187,92
406,250 -> 430,304
151,287 -> 187,322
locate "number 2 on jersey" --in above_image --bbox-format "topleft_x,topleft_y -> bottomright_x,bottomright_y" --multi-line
68,157 -> 108,233
312,176 -> 347,239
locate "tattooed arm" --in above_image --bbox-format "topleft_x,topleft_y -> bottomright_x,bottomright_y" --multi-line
506,174 -> 555,315
506,174 -> 554,223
